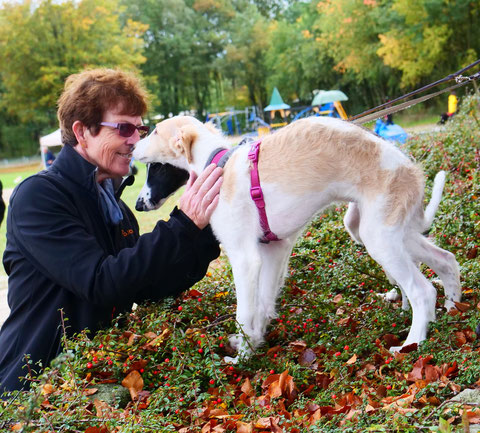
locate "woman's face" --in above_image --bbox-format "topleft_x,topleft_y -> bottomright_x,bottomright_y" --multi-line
77,108 -> 143,182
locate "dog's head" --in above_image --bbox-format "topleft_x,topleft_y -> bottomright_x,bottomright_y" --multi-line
133,116 -> 208,170
135,162 -> 189,211
133,116 -> 222,211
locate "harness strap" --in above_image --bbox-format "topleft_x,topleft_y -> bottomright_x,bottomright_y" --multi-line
206,148 -> 229,167
248,140 -> 279,243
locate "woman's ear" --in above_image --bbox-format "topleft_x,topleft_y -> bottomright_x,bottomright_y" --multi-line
72,121 -> 88,148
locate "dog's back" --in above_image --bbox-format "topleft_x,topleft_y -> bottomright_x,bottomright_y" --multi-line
220,117 -> 425,238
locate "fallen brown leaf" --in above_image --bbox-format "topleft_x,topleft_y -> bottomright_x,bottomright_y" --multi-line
466,247 -> 478,259
299,349 -> 317,367
467,408 -> 480,424
346,354 -> 357,365
333,294 -> 343,304
94,399 -> 115,418
241,377 -> 255,397
121,370 -> 144,400
454,331 -> 467,347
236,421 -> 252,433
41,383 -> 54,395
454,301 -> 470,312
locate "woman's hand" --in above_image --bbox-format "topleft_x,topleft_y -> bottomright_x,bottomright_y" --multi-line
179,164 -> 223,229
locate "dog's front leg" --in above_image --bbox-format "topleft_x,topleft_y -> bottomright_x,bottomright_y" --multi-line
223,242 -> 263,362
254,238 -> 297,337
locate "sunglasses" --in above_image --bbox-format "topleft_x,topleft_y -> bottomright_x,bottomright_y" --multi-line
99,122 -> 150,139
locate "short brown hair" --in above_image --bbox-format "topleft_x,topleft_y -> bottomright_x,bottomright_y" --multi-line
57,68 -> 149,146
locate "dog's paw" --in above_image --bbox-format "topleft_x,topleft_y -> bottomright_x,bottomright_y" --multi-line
382,288 -> 401,302
444,299 -> 457,311
228,334 -> 243,351
224,355 -> 239,364
388,343 -> 418,354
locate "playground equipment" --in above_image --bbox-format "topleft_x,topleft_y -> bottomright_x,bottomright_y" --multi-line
206,106 -> 266,136
248,111 -> 271,136
290,90 -> 349,122
206,109 -> 243,135
264,87 -> 290,128
311,90 -> 349,120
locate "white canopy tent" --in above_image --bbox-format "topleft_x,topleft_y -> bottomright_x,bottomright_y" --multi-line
40,129 -> 62,147
39,129 -> 62,168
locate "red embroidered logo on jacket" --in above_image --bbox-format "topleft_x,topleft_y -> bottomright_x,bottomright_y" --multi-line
122,229 -> 134,237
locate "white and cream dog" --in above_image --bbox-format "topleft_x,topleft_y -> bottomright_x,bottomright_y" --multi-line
133,115 -> 461,358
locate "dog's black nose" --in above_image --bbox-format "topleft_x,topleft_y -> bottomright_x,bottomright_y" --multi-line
135,198 -> 146,212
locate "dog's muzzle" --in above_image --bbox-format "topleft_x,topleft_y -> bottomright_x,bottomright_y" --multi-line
135,197 -> 148,212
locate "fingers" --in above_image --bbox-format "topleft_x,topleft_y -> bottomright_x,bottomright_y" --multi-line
185,171 -> 197,190
204,193 -> 220,222
179,164 -> 223,229
186,164 -> 216,195
201,172 -> 223,204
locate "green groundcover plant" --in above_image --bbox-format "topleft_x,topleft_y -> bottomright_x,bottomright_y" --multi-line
1,95 -> 479,432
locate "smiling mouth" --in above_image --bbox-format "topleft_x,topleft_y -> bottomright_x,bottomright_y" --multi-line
117,152 -> 132,159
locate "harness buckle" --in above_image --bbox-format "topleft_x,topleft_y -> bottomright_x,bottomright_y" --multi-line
250,186 -> 263,202
248,142 -> 260,161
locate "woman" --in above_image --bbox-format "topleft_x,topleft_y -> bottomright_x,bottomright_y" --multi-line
0,69 -> 223,392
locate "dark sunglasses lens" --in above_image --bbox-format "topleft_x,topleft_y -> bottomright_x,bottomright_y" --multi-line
138,126 -> 150,138
118,123 -> 137,137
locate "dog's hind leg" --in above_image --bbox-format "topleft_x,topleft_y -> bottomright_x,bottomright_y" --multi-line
346,203 -> 410,310
253,238 -> 297,338
360,226 -> 437,350
408,234 -> 461,310
344,202 -> 363,245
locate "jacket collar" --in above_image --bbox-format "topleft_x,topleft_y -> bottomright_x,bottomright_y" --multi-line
50,145 -> 96,190
50,145 -> 135,200
52,144 -> 97,192
51,145 -> 135,197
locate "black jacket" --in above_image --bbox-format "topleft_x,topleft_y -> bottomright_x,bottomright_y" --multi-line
0,145 -> 219,391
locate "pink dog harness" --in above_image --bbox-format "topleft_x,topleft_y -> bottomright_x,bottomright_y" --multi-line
248,140 -> 279,243
207,141 -> 280,243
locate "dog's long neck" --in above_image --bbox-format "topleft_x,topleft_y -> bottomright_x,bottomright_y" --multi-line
190,131 -> 231,175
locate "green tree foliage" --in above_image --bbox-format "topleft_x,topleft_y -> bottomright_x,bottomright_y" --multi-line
124,0 -> 233,119
264,1 -> 333,105
220,3 -> 271,111
377,0 -> 480,87
309,0 -> 402,110
0,0 -> 478,157
0,0 -> 147,156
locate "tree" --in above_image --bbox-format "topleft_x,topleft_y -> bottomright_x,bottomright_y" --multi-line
220,3 -> 271,112
311,0 -> 401,109
377,0 -> 480,88
264,1 -> 334,105
0,0 -> 147,137
124,0 -> 232,119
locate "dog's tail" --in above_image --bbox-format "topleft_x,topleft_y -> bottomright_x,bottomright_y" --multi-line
423,171 -> 446,232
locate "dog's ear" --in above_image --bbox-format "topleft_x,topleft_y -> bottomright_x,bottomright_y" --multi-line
172,125 -> 198,164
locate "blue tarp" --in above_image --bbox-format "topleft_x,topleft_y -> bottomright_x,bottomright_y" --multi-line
374,119 -> 408,144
